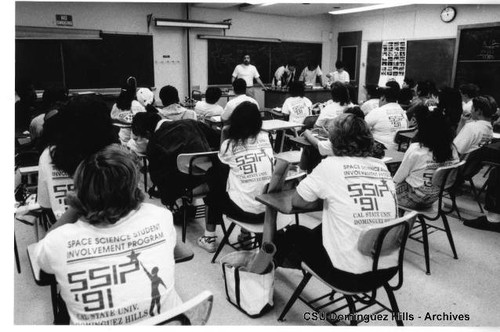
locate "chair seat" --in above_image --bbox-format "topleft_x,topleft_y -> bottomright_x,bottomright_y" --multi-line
191,183 -> 209,197
275,150 -> 301,164
399,202 -> 438,217
223,214 -> 293,234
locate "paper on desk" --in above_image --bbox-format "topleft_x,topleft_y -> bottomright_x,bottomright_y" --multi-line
210,116 -> 221,122
382,157 -> 393,162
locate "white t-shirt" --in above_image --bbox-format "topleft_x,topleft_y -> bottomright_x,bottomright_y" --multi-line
111,101 -> 146,144
37,147 -> 74,219
315,101 -> 350,128
299,66 -> 323,85
281,96 -> 312,124
219,132 -> 274,214
393,143 -> 459,198
454,120 -> 493,155
221,94 -> 259,122
232,64 -> 260,88
365,102 -> 408,150
297,156 -> 398,274
194,101 -> 223,118
360,99 -> 380,115
329,70 -> 350,84
34,203 -> 182,325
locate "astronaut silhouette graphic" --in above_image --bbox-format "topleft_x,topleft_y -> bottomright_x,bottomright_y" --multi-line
140,262 -> 167,316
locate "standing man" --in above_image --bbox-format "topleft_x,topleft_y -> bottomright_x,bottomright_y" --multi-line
232,54 -> 267,98
273,59 -> 298,88
299,60 -> 324,86
326,60 -> 350,85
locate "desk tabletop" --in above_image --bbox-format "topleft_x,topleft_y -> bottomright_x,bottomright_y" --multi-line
256,189 -> 322,215
262,119 -> 304,131
384,149 -> 405,164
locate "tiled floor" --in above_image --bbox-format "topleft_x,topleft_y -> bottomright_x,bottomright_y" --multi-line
13,169 -> 500,326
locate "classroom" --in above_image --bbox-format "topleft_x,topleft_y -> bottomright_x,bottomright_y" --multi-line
13,0 -> 500,327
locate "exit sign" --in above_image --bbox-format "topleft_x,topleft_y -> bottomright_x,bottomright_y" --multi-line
56,14 -> 73,26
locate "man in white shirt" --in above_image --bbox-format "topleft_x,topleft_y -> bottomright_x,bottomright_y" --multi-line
222,78 -> 259,122
232,54 -> 267,98
365,85 -> 408,150
326,60 -> 350,85
299,61 -> 324,86
273,60 -> 298,88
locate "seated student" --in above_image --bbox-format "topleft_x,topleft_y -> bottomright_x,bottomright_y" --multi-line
315,82 -> 351,129
398,77 -> 416,106
159,85 -> 197,121
360,84 -> 380,115
299,60 -> 324,86
194,86 -> 223,119
459,83 -> 480,117
128,87 -> 158,154
274,113 -> 398,291
438,87 -> 463,132
365,85 -> 408,150
281,81 -> 312,124
393,107 -> 459,209
111,84 -> 146,145
454,95 -> 494,156
34,145 -> 182,324
326,60 -> 350,85
221,78 -> 259,122
198,102 -> 274,252
131,112 -> 219,208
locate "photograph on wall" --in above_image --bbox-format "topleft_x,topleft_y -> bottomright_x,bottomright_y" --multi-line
378,39 -> 407,87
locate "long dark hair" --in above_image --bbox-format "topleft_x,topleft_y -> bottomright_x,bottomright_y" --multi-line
415,108 -> 454,163
226,101 -> 262,152
50,95 -> 119,176
439,87 -> 463,125
331,82 -> 350,106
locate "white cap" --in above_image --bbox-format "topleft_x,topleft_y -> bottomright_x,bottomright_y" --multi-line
136,88 -> 154,106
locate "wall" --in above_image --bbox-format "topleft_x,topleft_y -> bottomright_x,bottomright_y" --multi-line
15,2 -> 333,107
329,4 -> 500,101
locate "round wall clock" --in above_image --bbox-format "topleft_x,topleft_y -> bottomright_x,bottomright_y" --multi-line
440,6 -> 457,23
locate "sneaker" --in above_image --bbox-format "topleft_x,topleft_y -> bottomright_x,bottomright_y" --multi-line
464,216 -> 500,233
197,236 -> 218,253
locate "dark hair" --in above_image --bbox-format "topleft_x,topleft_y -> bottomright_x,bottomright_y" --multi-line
385,80 -> 401,92
50,95 -> 118,176
411,104 -> 430,128
226,101 -> 262,152
330,82 -> 350,106
344,106 -> 365,119
335,60 -> 344,69
416,81 -> 430,97
404,77 -> 415,88
145,104 -> 160,114
414,109 -> 454,163
473,96 -> 495,118
379,86 -> 399,103
159,85 -> 180,106
438,87 -> 463,124
346,84 -> 357,104
116,89 -> 135,111
15,77 -> 36,100
41,85 -> 68,111
329,113 -> 374,157
288,81 -> 305,97
365,84 -> 380,99
459,83 -> 480,99
68,144 -> 144,225
132,112 -> 162,138
205,87 -> 222,104
232,78 -> 247,95
287,59 -> 297,68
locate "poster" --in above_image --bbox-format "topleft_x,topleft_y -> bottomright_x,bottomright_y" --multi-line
378,39 -> 407,87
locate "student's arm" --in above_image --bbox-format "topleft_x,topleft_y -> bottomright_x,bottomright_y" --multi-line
231,76 -> 236,83
453,124 -> 473,155
291,190 -> 322,210
47,206 -> 81,234
302,129 -> 320,149
392,144 -> 416,184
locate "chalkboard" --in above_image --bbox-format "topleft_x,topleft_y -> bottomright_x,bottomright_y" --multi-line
454,23 -> 500,104
15,33 -> 155,90
207,39 -> 322,85
366,39 -> 456,88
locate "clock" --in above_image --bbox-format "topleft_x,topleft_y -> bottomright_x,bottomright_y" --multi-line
440,6 -> 456,23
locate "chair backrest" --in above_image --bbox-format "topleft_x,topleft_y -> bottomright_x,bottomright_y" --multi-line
358,211 -> 417,290
176,151 -> 219,176
302,115 -> 319,129
192,90 -> 203,101
136,290 -> 213,325
432,160 -> 466,192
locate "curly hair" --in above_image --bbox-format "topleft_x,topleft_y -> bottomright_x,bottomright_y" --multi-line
67,144 -> 144,225
329,113 -> 374,157
50,95 -> 119,176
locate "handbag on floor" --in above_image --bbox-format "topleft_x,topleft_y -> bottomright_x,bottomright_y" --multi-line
220,250 -> 275,317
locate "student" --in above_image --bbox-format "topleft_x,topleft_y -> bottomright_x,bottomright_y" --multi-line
194,86 -> 223,119
398,77 -> 415,106
34,145 -> 182,324
231,54 -> 267,98
459,83 -> 480,117
326,60 -> 350,85
360,84 -> 380,115
273,59 -> 298,88
111,85 -> 146,145
454,96 -> 494,156
281,81 -> 312,124
198,102 -> 274,252
159,85 -> 197,121
15,78 -> 37,134
299,60 -> 324,86
315,82 -> 351,129
128,87 -> 158,153
438,87 -> 463,132
221,78 -> 259,122
365,85 -> 408,150
394,107 -> 459,209
275,113 -> 398,291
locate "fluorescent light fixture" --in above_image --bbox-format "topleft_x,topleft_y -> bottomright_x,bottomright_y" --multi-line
329,3 -> 414,15
198,35 -> 281,43
260,2 -> 276,6
155,19 -> 230,29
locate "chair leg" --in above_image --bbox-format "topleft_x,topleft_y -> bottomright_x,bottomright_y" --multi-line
345,296 -> 358,326
182,198 -> 188,243
384,284 -> 403,326
294,213 -> 300,226
419,216 -> 431,275
15,234 -> 20,273
211,223 -> 235,263
469,179 -> 484,213
449,191 -> 462,220
142,157 -> 148,192
278,272 -> 312,322
441,213 -> 458,259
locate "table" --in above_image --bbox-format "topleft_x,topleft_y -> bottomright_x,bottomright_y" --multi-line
264,88 -> 331,108
262,120 -> 304,152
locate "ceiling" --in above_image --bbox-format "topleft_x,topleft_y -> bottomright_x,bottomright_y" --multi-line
191,2 -> 374,17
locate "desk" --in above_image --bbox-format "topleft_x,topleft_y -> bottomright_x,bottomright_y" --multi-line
204,116 -> 222,130
265,88 -> 331,108
262,120 -> 304,152
112,122 -> 131,129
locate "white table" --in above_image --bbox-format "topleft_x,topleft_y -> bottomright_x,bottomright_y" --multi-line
262,120 -> 304,152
